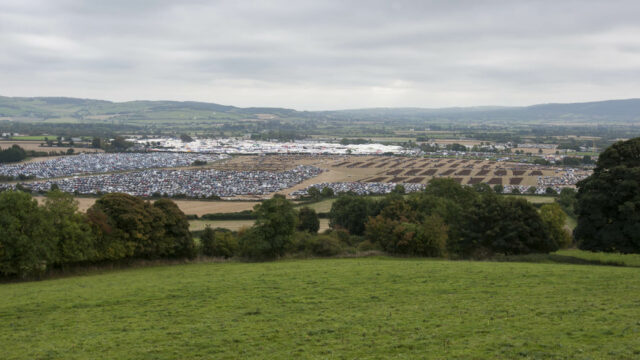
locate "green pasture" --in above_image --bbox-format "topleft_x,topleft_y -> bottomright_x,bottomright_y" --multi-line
509,195 -> 556,204
1,257 -> 639,359
555,249 -> 640,267
9,135 -> 57,141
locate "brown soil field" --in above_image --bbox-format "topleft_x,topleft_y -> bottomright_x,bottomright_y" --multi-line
285,155 -> 592,189
34,196 -> 259,216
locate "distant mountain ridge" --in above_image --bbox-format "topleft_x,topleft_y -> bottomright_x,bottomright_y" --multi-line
1,95 -> 639,124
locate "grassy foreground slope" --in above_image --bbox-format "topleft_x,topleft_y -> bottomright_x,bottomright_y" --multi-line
2,258 -> 639,359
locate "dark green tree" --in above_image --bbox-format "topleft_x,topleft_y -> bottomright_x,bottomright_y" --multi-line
153,198 -> 195,258
0,145 -> 27,163
328,194 -> 372,235
539,203 -> 572,249
91,137 -> 103,148
109,136 -> 133,151
201,227 -> 237,258
297,207 -> 320,233
575,137 -> 640,253
392,184 -> 406,194
240,194 -> 297,259
321,186 -> 334,198
87,193 -> 162,260
43,190 -> 95,266
307,186 -> 321,200
423,178 -> 477,209
556,187 -> 577,217
0,191 -> 53,277
457,194 -> 557,257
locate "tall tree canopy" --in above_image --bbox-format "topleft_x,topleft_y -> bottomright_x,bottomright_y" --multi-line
328,194 -> 373,235
43,190 -> 95,265
457,194 -> 558,256
575,137 -> 640,253
297,207 -> 320,233
0,145 -> 27,163
0,191 -> 53,277
240,194 -> 297,259
87,193 -> 194,260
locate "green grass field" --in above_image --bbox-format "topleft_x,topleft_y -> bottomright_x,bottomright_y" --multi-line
508,195 -> 556,204
297,198 -> 337,213
8,135 -> 56,141
296,196 -> 386,213
555,249 -> 640,267
1,257 -> 639,359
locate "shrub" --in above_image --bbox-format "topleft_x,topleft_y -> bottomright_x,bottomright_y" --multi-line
357,240 -> 381,252
201,227 -> 237,258
328,194 -> 373,235
308,235 -> 343,257
539,203 -> 572,249
297,207 -> 320,233
457,194 -> 557,257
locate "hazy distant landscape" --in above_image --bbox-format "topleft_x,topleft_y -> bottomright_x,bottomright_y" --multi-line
2,95 -> 640,124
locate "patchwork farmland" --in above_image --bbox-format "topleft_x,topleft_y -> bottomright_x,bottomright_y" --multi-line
284,155 -> 590,189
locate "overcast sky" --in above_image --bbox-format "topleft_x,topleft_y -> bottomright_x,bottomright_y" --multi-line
1,0 -> 640,110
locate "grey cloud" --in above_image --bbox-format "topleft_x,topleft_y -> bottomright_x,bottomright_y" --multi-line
1,0 -> 640,109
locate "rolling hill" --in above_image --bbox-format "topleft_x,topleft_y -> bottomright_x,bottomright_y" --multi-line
1,96 -> 640,125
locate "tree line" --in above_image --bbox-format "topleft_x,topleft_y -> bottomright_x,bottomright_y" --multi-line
196,180 -> 573,262
0,191 -> 194,278
0,145 -> 27,163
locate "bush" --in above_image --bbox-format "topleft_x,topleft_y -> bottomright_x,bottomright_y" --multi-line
328,194 -> 373,235
297,207 -> 320,233
308,235 -> 343,257
457,194 -> 557,257
290,232 -> 344,257
539,203 -> 572,249
357,240 -> 381,252
364,215 -> 448,257
238,227 -> 271,260
201,227 -> 237,258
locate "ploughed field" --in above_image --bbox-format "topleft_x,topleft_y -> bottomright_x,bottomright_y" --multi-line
325,156 -> 587,187
2,258 -> 639,359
